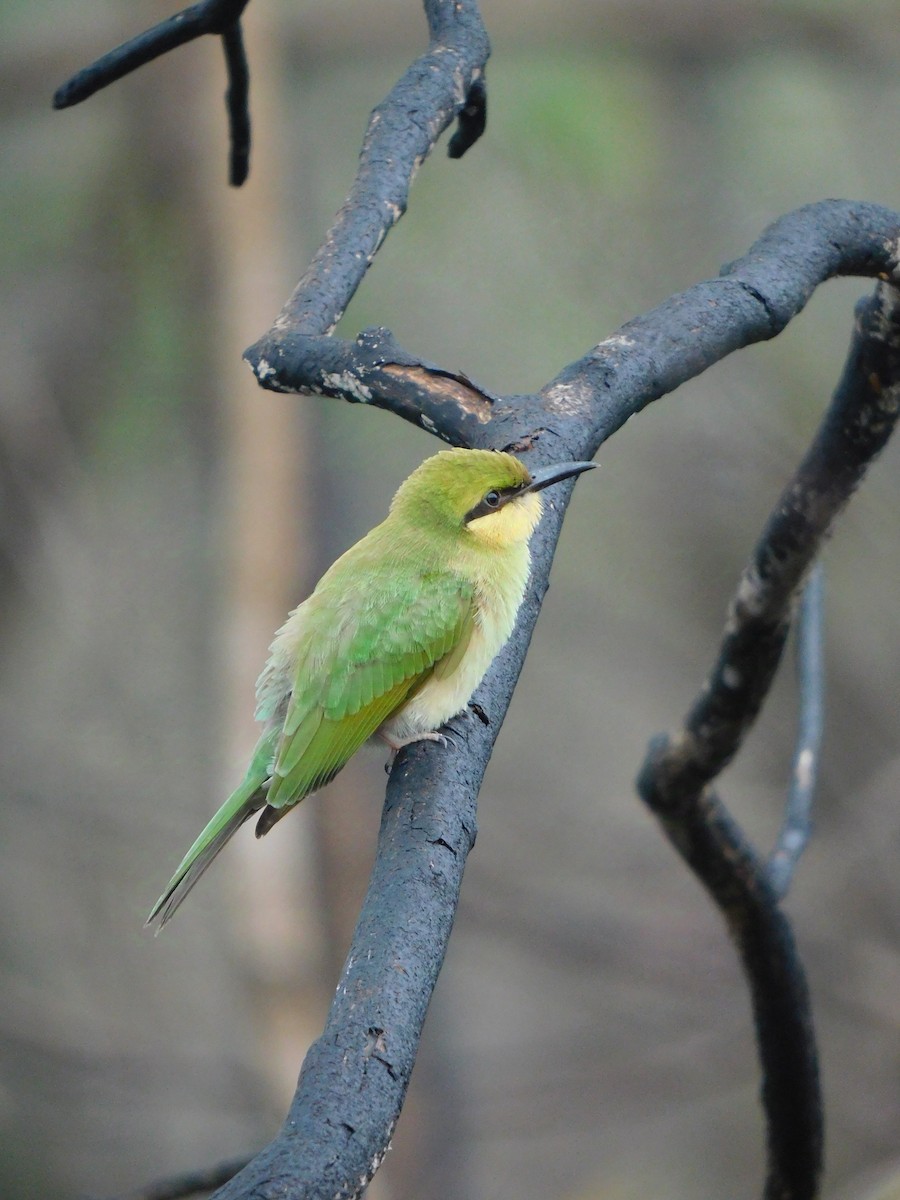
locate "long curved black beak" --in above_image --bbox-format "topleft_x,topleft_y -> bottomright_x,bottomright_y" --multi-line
522,460 -> 596,494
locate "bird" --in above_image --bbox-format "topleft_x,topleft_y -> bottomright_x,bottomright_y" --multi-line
146,447 -> 595,928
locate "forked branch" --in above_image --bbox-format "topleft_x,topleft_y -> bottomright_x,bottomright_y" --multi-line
637,281 -> 900,1200
53,0 -> 253,184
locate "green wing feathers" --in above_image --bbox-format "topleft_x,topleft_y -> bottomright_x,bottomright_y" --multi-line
264,674 -> 422,812
147,561 -> 475,928
264,569 -> 475,811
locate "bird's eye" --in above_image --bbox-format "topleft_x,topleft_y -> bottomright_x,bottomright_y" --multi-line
483,490 -> 501,509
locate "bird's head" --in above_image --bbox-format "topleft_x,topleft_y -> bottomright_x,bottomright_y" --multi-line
391,448 -> 595,550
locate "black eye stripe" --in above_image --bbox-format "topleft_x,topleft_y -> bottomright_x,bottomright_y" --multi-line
464,484 -> 524,524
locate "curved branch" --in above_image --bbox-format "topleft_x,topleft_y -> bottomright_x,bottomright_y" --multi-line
243,0 -> 489,363
248,201 -> 900,447
52,1 -> 252,186
53,1 -> 251,106
640,280 -> 900,802
636,281 -> 900,1200
545,200 -> 900,447
636,775 -> 821,1200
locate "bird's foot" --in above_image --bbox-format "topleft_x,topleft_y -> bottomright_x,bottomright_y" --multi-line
379,729 -> 449,754
381,720 -> 458,768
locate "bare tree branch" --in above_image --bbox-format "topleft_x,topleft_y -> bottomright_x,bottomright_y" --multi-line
249,325 -> 498,447
638,280 -> 900,805
53,1 -> 251,105
247,201 -> 900,449
53,1 -> 252,185
546,201 -> 900,447
244,0 -> 490,344
637,773 -> 821,1200
636,281 -> 900,1200
221,21 -> 251,187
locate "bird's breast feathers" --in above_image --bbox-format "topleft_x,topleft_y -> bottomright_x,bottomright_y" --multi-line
379,541 -> 531,741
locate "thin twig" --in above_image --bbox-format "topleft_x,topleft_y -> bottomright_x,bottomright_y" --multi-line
221,22 -> 251,186
53,1 -> 249,107
768,563 -> 825,899
53,1 -> 252,187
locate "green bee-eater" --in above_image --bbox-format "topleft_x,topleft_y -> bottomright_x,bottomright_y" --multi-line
147,448 -> 595,928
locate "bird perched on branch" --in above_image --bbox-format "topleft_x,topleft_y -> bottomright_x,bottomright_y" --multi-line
147,447 -> 595,928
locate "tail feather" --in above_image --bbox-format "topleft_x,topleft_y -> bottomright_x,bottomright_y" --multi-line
146,736 -> 274,931
255,802 -> 292,838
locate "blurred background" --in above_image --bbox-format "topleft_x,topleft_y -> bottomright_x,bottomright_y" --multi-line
4,1 -> 900,1197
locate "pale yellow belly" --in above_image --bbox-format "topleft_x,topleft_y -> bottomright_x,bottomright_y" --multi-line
378,574 -> 526,743
379,627 -> 496,741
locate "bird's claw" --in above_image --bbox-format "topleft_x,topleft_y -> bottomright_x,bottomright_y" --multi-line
382,727 -> 460,771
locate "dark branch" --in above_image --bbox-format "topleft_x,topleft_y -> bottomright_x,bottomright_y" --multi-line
448,75 -> 487,158
250,325 -> 499,448
768,563 -> 825,899
52,1 -> 250,107
221,22 -> 251,187
53,1 -> 252,187
547,200 -> 900,447
642,280 -> 900,804
636,280 -> 900,1200
248,201 -> 900,450
635,774 -> 822,1200
243,0 -> 490,367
